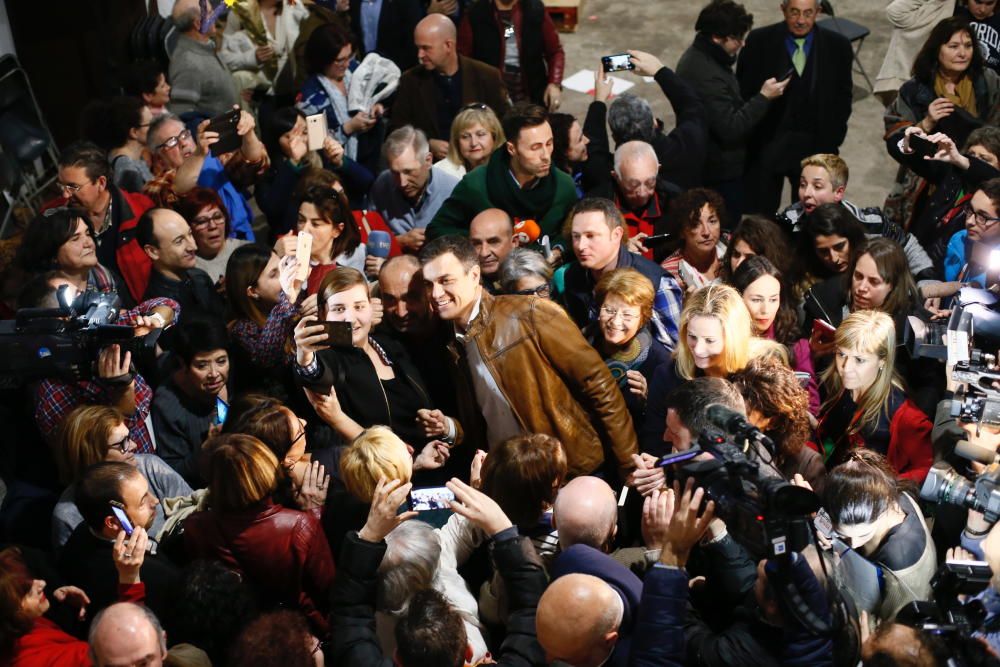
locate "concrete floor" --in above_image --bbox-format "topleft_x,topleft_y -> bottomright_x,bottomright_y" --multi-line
556,0 -> 898,209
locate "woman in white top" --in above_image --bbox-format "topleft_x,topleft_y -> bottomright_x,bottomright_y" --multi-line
220,0 -> 310,98
433,104 -> 506,180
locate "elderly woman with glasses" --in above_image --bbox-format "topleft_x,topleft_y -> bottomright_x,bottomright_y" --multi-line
433,104 -> 506,180
499,247 -> 553,297
51,405 -> 192,551
174,188 -> 249,283
944,179 -> 1000,287
585,268 -> 670,425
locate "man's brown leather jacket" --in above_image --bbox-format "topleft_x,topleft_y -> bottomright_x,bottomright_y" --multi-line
448,291 -> 637,477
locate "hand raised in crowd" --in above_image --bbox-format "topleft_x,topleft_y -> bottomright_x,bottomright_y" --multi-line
397,227 -> 426,253
358,478 -> 417,543
470,449 -> 488,489
303,386 -> 345,425
429,139 -> 450,161
344,110 -> 377,136
255,44 -> 275,63
278,255 -> 304,302
626,232 -> 648,256
300,293 -> 319,318
51,585 -> 91,621
628,452 -> 666,496
641,487 -> 675,549
113,526 -> 148,585
759,76 -> 789,100
370,296 -> 384,327
195,118 -> 218,156
446,477 -> 514,536
414,440 -> 451,471
97,345 -> 131,380
627,50 -> 664,77
416,408 -> 450,438
274,234 -> 299,258
235,108 -> 256,138
293,316 -> 330,367
654,479 -> 715,568
901,124 -> 927,154
924,132 -> 970,169
594,66 -> 613,104
922,97 -> 955,131
294,460 -> 330,511
808,329 -> 835,358
544,83 -> 562,111
322,136 -> 345,167
282,125 -> 309,164
625,370 -> 648,400
365,255 -> 386,278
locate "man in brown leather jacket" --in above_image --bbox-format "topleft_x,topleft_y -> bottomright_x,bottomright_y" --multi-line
419,235 -> 638,478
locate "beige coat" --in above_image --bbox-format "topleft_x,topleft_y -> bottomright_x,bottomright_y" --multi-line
875,0 -> 956,103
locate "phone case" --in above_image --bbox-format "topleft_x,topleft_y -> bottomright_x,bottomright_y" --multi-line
295,232 -> 313,282
206,109 -> 242,157
306,114 -> 328,152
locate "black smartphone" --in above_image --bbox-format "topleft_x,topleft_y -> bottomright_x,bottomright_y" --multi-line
206,108 -> 242,156
321,321 -> 354,348
408,486 -> 456,512
778,66 -> 796,82
602,53 -> 635,73
643,233 -> 672,244
109,500 -> 134,536
908,133 -> 938,159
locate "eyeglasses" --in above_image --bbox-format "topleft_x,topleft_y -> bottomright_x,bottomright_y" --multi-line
108,432 -> 135,455
511,283 -> 550,298
600,306 -> 639,325
156,128 -> 192,152
57,181 -> 90,194
964,202 -> 1000,228
191,212 -> 226,228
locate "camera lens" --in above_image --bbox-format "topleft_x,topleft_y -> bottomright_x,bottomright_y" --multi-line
921,464 -> 974,508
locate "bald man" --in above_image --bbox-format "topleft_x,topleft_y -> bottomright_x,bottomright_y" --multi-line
553,476 -> 618,552
89,602 -> 168,667
469,208 -> 515,287
537,574 -> 624,667
390,15 -> 508,159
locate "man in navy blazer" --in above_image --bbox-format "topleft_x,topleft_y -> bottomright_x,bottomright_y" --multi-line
736,0 -> 853,215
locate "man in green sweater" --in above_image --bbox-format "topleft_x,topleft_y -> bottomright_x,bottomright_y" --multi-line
426,103 -> 579,259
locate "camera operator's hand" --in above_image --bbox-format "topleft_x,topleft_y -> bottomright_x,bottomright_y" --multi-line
446,477 -> 513,537
113,527 -> 147,585
658,479 -> 715,568
97,345 -> 131,381
358,478 -> 416,543
947,546 -> 977,562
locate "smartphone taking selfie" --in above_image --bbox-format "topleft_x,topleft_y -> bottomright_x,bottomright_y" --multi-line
205,108 -> 242,156
321,321 -> 354,348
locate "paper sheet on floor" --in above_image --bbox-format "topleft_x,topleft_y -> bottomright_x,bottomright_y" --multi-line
561,69 -> 636,96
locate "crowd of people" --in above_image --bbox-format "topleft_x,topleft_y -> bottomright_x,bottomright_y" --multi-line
6,0 -> 1000,665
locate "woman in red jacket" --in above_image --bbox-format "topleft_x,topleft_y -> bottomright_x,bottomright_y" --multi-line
183,434 -> 335,637
817,310 -> 933,483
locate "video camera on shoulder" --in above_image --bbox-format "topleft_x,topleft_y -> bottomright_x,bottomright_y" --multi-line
897,558 -> 994,639
0,286 -> 160,384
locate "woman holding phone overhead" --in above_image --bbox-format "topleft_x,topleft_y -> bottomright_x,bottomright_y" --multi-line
292,267 -> 460,462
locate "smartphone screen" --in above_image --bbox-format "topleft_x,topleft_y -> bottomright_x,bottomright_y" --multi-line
602,53 -> 634,73
321,321 -> 354,348
110,502 -> 134,536
408,486 -> 456,512
215,396 -> 229,426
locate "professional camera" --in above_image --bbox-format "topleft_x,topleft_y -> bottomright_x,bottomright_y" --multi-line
0,287 -> 158,384
897,559 -> 993,638
921,461 -> 1000,523
661,424 -> 820,561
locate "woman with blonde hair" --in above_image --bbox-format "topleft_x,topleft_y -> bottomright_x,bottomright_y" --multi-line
51,405 -> 191,550
433,105 -> 506,179
675,283 -> 755,380
818,310 -> 933,482
586,268 -> 670,426
183,433 -> 335,635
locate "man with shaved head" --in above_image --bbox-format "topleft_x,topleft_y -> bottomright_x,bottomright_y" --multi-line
390,14 -> 509,160
553,476 -> 619,552
89,602 -> 168,667
537,574 -> 624,666
469,208 -> 516,289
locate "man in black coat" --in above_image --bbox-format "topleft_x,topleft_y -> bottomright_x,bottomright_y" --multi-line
736,0 -> 853,215
58,462 -> 180,625
349,0 -> 424,71
389,14 -> 509,159
676,0 -> 788,220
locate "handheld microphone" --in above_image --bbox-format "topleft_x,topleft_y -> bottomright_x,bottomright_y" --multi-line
705,404 -> 777,457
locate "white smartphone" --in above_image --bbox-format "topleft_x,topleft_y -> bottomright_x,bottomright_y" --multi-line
306,114 -> 328,151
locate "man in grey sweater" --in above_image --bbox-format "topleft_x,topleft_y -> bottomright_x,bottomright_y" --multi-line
169,0 -> 240,117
